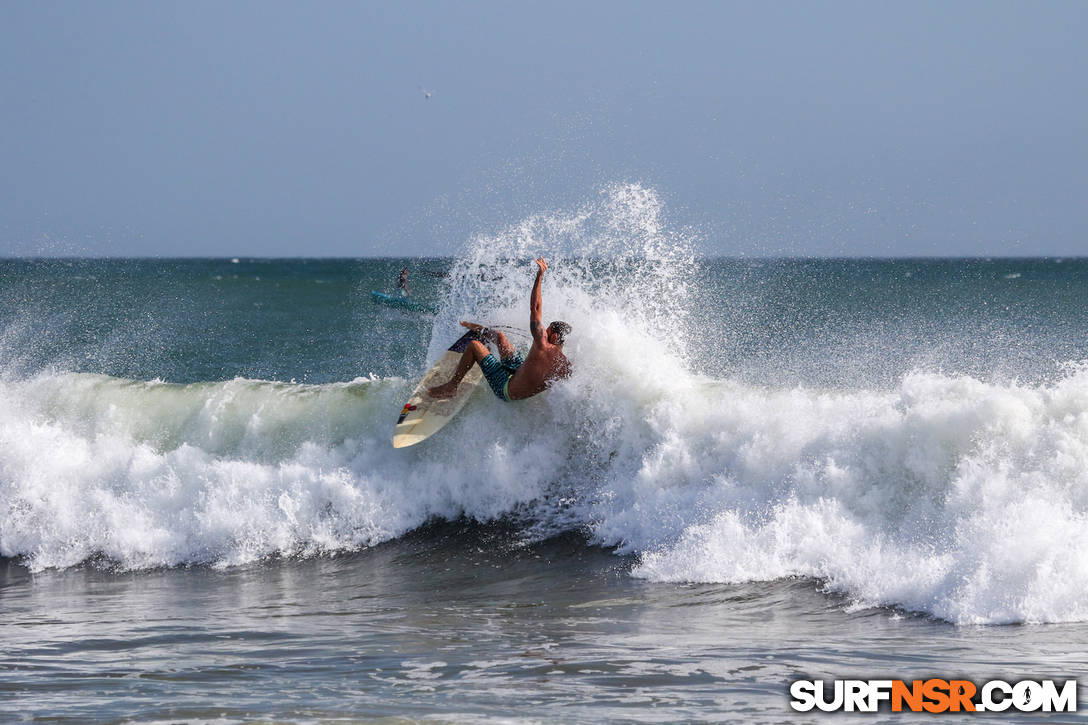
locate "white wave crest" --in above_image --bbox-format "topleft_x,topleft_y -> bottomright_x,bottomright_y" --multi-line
625,368 -> 1088,625
0,373 -> 557,571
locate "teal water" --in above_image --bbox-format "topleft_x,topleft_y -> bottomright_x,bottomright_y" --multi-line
4,257 -> 1085,388
0,258 -> 444,383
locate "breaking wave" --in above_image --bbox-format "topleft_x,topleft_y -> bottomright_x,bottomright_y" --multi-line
3,184 -> 1088,625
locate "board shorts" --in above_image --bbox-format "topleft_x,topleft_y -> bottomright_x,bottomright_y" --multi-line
479,352 -> 524,402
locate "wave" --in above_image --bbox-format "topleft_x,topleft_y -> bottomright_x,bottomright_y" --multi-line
4,364 -> 1088,626
3,184 -> 1088,626
626,366 -> 1088,626
0,370 -> 587,572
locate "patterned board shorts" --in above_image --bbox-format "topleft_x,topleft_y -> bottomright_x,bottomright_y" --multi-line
478,353 -> 524,401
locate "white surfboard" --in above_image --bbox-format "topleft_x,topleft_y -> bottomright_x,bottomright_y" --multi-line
392,331 -> 485,448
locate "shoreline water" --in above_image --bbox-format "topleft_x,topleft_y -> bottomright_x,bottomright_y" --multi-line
5,522 -> 1086,724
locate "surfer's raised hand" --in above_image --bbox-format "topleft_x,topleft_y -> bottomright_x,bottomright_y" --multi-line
535,257 -> 548,274
459,321 -> 484,332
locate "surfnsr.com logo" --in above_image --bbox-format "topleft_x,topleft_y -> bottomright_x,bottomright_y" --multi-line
790,679 -> 1077,713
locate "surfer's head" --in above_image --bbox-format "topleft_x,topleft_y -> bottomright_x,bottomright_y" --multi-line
547,321 -> 572,345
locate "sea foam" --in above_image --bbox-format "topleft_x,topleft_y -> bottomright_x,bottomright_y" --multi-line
623,368 -> 1088,625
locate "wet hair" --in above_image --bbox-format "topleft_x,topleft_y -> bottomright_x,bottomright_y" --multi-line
548,321 -> 572,344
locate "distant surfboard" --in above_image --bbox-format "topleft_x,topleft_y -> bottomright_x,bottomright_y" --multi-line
392,331 -> 484,448
371,291 -> 435,313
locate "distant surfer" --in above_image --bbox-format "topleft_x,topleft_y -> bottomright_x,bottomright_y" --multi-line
396,268 -> 410,297
428,257 -> 571,401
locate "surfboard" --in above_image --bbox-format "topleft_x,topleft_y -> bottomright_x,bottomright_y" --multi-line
371,290 -> 435,313
392,331 -> 485,448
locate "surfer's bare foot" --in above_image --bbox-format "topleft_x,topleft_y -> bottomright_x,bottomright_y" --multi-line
460,320 -> 497,343
428,382 -> 457,399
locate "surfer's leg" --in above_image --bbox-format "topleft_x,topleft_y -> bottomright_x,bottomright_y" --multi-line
494,331 -> 516,360
428,341 -> 488,399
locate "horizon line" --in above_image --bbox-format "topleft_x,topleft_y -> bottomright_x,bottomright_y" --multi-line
2,254 -> 1085,262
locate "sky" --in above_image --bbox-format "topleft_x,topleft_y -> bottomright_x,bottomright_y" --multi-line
1,0 -> 1085,257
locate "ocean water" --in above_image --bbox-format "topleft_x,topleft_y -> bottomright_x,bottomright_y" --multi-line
3,186 -> 1088,722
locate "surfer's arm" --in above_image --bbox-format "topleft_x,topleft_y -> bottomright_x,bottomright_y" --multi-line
530,258 -> 546,342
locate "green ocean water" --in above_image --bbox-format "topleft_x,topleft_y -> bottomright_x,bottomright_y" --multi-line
2,256 -> 1084,386
0,258 -> 442,383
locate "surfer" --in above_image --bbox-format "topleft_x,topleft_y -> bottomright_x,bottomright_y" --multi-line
428,257 -> 571,401
396,268 -> 411,297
